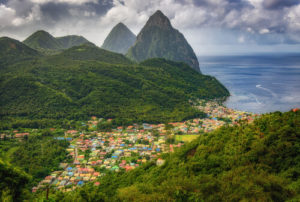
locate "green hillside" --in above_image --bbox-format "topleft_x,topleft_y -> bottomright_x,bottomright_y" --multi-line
0,159 -> 31,201
23,30 -> 93,54
23,30 -> 62,54
41,110 -> 300,201
0,47 -> 228,128
56,35 -> 91,49
55,44 -> 133,65
0,37 -> 40,68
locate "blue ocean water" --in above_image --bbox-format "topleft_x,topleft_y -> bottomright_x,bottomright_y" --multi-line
199,54 -> 300,114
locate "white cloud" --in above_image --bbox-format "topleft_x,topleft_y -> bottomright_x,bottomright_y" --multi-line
238,36 -> 245,43
286,5 -> 300,32
30,0 -> 98,4
0,4 -> 40,28
259,28 -> 270,34
1,0 -> 300,54
0,4 -> 16,27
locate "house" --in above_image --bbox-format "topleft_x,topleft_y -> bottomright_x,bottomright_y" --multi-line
59,163 -> 68,169
15,133 -> 29,139
32,187 -> 38,193
65,130 -> 78,135
156,158 -> 165,166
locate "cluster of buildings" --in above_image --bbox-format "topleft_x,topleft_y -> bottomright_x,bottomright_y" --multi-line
197,100 -> 258,124
33,127 -> 177,192
33,101 -> 258,192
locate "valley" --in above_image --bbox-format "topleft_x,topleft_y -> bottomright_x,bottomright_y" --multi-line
0,7 -> 299,202
1,101 -> 257,194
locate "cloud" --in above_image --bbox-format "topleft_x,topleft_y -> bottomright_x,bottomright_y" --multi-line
259,28 -> 270,34
30,0 -> 98,5
0,4 -> 16,28
0,0 -> 299,54
263,0 -> 300,10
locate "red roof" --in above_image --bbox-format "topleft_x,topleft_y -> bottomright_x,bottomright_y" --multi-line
15,133 -> 29,138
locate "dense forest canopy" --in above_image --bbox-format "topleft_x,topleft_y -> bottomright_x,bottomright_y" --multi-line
0,42 -> 229,129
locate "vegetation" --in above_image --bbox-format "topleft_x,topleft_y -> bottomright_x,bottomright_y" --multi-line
0,37 -> 40,68
0,159 -> 31,202
126,10 -> 200,72
0,130 -> 70,200
0,46 -> 228,128
39,110 -> 300,201
23,30 -> 93,54
11,133 -> 70,186
56,44 -> 133,65
175,134 -> 200,142
57,35 -> 93,49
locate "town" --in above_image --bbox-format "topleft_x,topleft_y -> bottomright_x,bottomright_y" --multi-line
1,101 -> 258,192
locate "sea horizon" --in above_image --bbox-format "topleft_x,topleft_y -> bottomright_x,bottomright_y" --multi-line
199,53 -> 300,114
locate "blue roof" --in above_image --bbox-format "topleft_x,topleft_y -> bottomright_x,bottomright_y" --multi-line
78,181 -> 84,185
120,144 -> 125,146
156,148 -> 160,152
112,155 -> 118,158
148,148 -> 152,150
67,167 -> 73,170
54,137 -> 65,140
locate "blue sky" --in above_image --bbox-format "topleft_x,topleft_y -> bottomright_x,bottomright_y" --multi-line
0,0 -> 300,55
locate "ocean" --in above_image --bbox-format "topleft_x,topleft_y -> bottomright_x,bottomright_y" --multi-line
199,54 -> 300,114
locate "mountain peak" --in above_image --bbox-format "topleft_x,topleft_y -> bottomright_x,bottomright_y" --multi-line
101,22 -> 136,54
23,30 -> 93,54
115,22 -> 127,28
146,10 -> 172,29
30,30 -> 54,39
126,10 -> 201,72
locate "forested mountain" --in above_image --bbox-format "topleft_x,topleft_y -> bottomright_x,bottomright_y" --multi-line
35,110 -> 300,201
56,35 -> 92,49
0,45 -> 228,128
53,44 -> 133,64
126,10 -> 201,72
101,23 -> 136,54
23,30 -> 93,54
0,37 -> 40,68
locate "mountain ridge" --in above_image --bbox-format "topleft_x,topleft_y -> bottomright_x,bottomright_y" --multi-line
23,30 -> 94,54
126,10 -> 201,72
0,44 -> 228,126
0,36 -> 41,68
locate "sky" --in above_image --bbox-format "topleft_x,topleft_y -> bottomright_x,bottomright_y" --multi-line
0,0 -> 300,55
